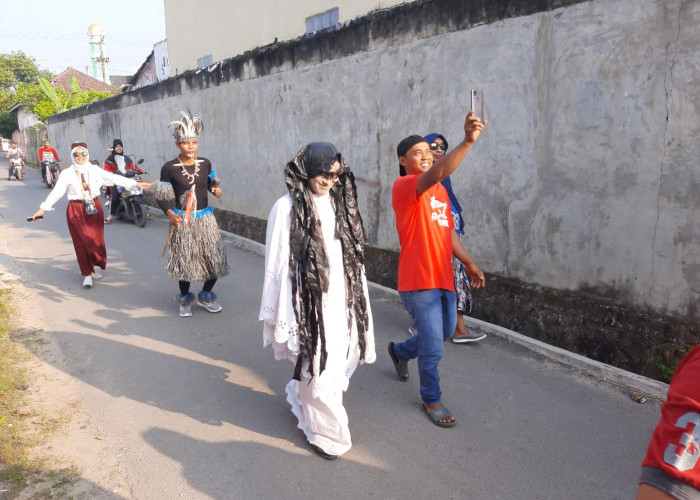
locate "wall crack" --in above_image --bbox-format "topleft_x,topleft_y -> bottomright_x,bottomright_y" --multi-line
650,2 -> 682,300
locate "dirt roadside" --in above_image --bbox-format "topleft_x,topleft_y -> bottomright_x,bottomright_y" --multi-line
0,271 -> 130,499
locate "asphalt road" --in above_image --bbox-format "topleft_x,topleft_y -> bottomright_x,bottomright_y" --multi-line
1,167 -> 662,500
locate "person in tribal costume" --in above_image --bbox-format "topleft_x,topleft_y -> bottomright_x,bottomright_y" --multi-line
154,110 -> 229,317
259,142 -> 376,460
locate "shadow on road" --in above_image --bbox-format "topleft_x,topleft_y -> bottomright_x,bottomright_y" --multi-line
0,171 -> 661,499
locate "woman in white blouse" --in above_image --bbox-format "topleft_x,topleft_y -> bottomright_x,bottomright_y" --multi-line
30,142 -> 150,288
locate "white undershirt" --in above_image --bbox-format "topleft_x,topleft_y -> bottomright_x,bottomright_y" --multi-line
115,155 -> 126,173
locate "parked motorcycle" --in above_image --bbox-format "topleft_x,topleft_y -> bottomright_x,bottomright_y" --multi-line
112,159 -> 149,227
8,156 -> 22,181
43,160 -> 61,188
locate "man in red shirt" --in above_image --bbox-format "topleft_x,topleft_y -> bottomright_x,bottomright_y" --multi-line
637,345 -> 700,499
388,109 -> 486,427
38,140 -> 61,182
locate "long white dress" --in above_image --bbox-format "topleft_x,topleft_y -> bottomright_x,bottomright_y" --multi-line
259,192 -> 376,456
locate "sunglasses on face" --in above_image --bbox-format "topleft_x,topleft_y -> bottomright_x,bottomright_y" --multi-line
317,170 -> 339,180
430,142 -> 446,152
73,152 -> 88,157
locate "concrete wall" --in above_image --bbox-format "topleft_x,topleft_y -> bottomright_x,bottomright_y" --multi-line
164,0 -> 407,74
48,0 -> 699,328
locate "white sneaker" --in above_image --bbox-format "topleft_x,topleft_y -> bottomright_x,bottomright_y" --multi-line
452,331 -> 487,344
82,275 -> 93,288
91,268 -> 103,279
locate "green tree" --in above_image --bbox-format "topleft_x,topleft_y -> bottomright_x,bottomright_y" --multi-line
13,81 -> 45,107
35,76 -> 112,121
0,51 -> 113,137
0,51 -> 51,87
0,51 -> 52,137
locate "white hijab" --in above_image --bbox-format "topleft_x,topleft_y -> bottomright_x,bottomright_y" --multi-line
71,145 -> 90,175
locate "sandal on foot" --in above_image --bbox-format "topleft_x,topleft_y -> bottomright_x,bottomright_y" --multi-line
104,217 -> 112,224
423,403 -> 456,428
388,342 -> 409,381
309,443 -> 338,460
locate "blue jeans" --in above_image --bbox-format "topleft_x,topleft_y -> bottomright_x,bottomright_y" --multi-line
393,289 -> 457,405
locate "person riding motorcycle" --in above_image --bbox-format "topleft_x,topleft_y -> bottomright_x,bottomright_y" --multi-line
6,141 -> 25,178
103,139 -> 142,223
38,140 -> 62,183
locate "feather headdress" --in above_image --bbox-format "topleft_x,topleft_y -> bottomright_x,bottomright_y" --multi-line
168,109 -> 204,142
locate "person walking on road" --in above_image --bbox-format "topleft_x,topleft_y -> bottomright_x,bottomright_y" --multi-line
388,110 -> 486,428
29,142 -> 150,288
259,142 -> 376,460
154,109 -> 229,317
424,132 -> 486,344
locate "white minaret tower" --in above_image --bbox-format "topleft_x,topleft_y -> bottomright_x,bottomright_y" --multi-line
87,23 -> 110,84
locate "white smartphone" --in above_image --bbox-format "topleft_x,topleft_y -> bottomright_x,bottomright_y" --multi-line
471,89 -> 484,121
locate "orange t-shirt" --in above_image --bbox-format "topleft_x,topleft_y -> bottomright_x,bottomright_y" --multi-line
392,175 -> 454,291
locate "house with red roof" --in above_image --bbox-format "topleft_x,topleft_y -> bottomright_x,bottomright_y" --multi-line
50,67 -> 118,95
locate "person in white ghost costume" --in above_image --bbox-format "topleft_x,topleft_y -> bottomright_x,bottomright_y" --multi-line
259,142 -> 376,460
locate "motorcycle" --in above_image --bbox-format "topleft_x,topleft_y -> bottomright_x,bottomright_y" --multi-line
112,159 -> 149,227
8,156 -> 22,181
43,160 -> 61,188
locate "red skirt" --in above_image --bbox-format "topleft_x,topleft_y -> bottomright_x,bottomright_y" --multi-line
66,199 -> 106,276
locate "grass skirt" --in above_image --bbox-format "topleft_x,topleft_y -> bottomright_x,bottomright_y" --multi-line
167,212 -> 229,282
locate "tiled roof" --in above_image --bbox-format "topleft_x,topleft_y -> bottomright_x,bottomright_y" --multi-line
51,67 -> 118,95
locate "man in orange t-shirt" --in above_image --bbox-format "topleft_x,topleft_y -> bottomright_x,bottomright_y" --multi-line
388,109 -> 486,428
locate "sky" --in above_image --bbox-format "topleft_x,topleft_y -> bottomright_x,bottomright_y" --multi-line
0,0 -> 166,77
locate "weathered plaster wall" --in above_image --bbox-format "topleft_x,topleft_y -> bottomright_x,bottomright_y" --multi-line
48,0 -> 699,334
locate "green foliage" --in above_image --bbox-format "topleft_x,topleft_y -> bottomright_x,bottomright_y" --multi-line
0,52 -> 113,135
32,101 -> 58,123
68,76 -> 80,93
0,113 -> 15,138
34,76 -> 111,121
14,81 -> 45,105
649,343 -> 690,383
38,77 -> 59,110
71,88 -> 112,107
0,51 -> 45,88
0,52 -> 51,137
0,87 -> 14,136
